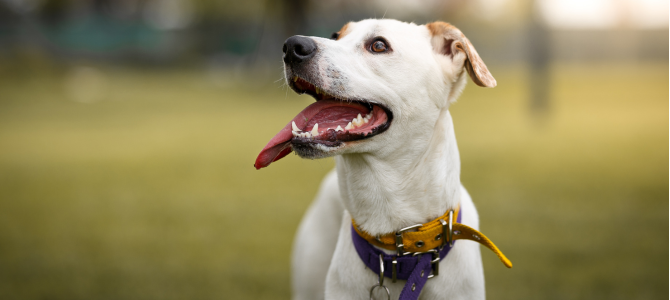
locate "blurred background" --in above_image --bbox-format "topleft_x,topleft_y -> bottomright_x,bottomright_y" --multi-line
0,0 -> 667,299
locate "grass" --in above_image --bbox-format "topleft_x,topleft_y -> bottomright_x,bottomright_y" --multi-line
0,62 -> 667,299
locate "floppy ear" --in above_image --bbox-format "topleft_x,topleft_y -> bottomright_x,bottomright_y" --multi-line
426,21 -> 496,88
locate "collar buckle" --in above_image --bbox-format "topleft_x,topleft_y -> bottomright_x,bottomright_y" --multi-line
394,224 -> 422,256
412,249 -> 440,279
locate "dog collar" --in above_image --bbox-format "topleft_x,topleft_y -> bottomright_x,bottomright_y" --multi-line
352,206 -> 512,300
352,205 -> 512,266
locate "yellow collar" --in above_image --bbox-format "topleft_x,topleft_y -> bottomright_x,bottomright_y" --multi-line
352,206 -> 512,268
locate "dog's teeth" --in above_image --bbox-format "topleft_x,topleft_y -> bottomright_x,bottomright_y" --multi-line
353,116 -> 364,127
315,87 -> 320,95
292,131 -> 299,137
336,125 -> 343,132
345,122 -> 353,130
292,121 -> 301,132
311,123 -> 319,136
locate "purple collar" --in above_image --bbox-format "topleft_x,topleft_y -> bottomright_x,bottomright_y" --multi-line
351,209 -> 462,300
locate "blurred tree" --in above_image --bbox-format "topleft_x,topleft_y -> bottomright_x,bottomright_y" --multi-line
38,0 -> 69,25
527,0 -> 551,117
191,0 -> 265,21
528,9 -> 550,114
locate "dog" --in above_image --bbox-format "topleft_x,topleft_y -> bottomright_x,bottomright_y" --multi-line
255,19 -> 508,300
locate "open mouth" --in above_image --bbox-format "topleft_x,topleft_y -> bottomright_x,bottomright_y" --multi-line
254,77 -> 393,169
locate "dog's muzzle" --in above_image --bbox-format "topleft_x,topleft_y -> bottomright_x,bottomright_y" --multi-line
254,35 -> 394,170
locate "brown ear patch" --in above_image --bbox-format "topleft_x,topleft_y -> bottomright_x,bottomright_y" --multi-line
426,21 -> 496,88
335,22 -> 352,40
426,21 -> 459,37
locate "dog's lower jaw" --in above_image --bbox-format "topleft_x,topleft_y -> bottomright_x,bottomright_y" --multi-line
335,108 -> 462,236
291,141 -> 344,159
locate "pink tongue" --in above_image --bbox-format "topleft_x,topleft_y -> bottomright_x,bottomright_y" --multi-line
254,100 -> 365,169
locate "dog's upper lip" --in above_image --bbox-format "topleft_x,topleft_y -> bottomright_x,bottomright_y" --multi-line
290,76 -> 331,101
289,76 -> 388,112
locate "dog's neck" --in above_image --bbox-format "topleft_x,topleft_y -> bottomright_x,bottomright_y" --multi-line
335,108 -> 461,235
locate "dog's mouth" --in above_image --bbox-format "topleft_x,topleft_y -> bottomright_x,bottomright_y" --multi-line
254,77 -> 393,169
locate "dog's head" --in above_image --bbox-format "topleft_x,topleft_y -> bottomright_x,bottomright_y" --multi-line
255,19 -> 495,169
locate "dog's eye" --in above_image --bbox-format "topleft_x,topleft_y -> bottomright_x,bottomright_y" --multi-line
330,32 -> 340,40
371,40 -> 388,53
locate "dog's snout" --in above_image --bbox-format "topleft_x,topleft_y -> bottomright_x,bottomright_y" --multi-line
283,36 -> 317,65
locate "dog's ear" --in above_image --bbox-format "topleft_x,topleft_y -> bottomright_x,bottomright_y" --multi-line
426,22 -> 496,88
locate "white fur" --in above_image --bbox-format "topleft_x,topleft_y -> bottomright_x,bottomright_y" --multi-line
288,19 -> 490,300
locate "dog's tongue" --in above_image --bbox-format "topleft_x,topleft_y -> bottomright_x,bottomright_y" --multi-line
254,99 -> 364,169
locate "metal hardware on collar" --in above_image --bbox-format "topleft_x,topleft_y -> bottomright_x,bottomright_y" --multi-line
439,210 -> 454,248
439,219 -> 447,246
392,219 -> 448,280
352,204 -> 512,300
393,211 -> 453,256
448,210 -> 454,247
413,249 -> 440,279
429,250 -> 440,278
395,224 -> 422,255
369,285 -> 390,300
369,254 -> 390,300
377,254 -> 384,286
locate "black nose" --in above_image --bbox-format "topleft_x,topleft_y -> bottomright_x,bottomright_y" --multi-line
283,36 -> 317,65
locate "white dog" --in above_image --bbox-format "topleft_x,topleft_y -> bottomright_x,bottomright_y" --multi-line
255,19 -> 511,300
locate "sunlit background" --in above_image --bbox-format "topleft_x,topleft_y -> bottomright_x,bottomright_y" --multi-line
0,0 -> 667,299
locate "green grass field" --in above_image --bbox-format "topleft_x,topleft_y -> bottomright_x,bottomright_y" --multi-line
0,62 -> 667,299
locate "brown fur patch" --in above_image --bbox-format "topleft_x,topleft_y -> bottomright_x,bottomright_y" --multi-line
426,21 -> 496,88
337,22 -> 352,40
426,21 -> 457,37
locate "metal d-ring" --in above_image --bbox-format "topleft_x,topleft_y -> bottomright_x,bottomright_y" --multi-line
369,254 -> 391,300
369,285 -> 391,300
